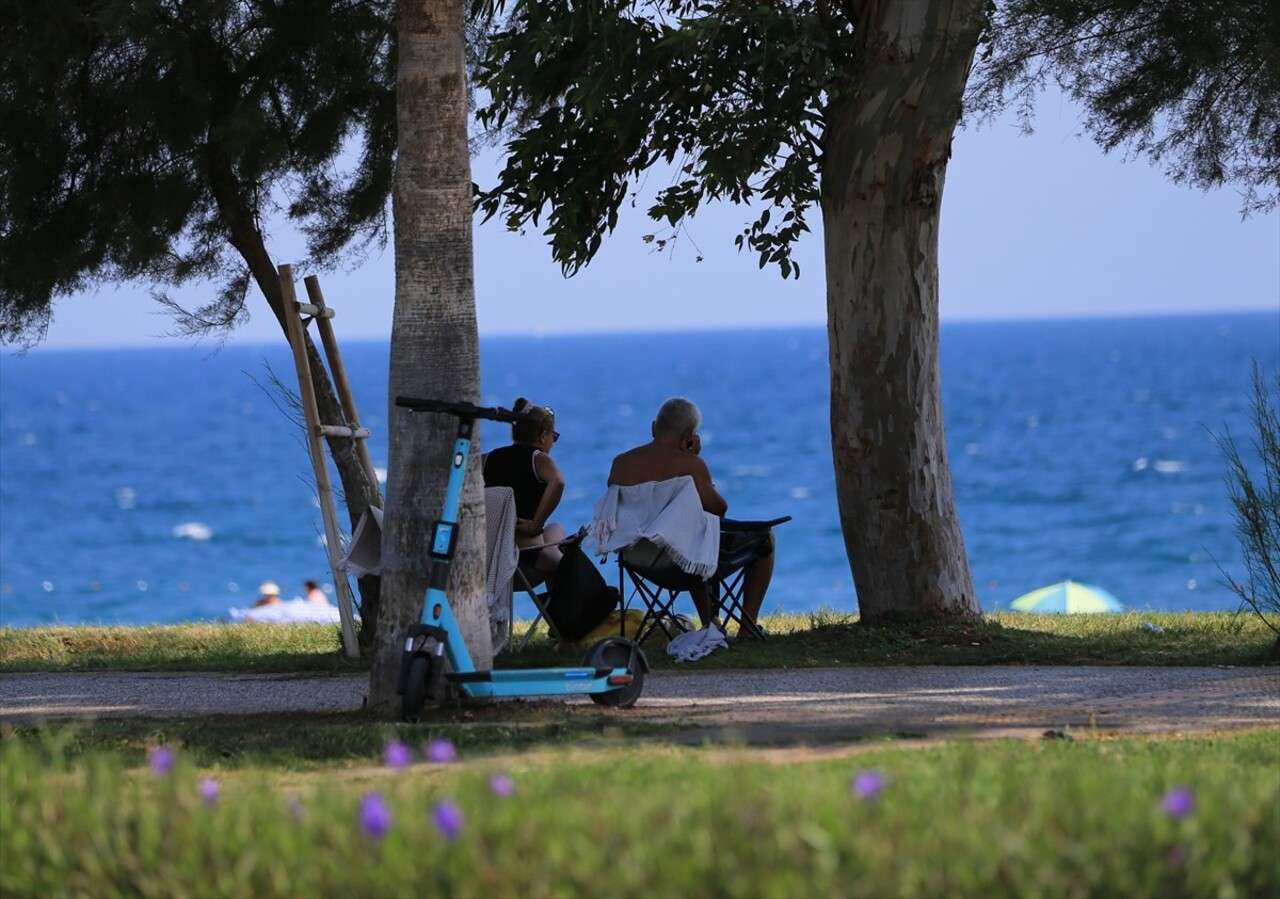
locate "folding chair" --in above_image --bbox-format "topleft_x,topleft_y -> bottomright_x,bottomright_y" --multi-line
512,563 -> 561,650
711,517 -> 791,639
616,539 -> 704,644
482,485 -> 578,652
485,487 -> 520,655
617,516 -> 790,644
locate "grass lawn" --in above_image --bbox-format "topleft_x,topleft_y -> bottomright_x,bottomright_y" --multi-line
2,722 -> 1276,897
2,609 -> 1275,673
3,611 -> 1275,895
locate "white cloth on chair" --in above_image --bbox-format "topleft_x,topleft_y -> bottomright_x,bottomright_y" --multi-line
485,487 -> 520,653
587,476 -> 720,578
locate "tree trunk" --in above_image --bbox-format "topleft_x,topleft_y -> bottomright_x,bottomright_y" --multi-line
820,0 -> 986,623
369,0 -> 488,714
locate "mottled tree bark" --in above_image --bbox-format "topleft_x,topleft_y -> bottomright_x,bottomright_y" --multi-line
369,0 -> 488,713
821,0 -> 986,623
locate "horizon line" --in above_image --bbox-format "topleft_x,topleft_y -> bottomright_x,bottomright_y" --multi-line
15,306 -> 1278,353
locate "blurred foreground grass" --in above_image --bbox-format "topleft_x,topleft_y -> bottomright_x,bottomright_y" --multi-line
2,727 -> 1275,897
2,610 -> 1274,673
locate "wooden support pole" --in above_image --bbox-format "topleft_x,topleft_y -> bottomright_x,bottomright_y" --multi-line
316,425 -> 372,439
304,275 -> 381,492
296,303 -> 336,319
281,265 -> 360,659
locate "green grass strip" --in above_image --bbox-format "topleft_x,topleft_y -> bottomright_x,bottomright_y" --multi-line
2,610 -> 1276,673
3,729 -> 1276,897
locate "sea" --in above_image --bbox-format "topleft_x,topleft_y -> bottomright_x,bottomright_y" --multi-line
1,311 -> 1277,628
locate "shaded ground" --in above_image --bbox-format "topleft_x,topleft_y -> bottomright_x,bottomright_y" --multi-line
2,666 -> 1275,745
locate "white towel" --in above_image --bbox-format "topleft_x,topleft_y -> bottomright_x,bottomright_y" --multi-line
587,476 -> 720,578
665,623 -> 729,662
484,487 -> 520,653
229,599 -> 346,624
338,506 -> 384,578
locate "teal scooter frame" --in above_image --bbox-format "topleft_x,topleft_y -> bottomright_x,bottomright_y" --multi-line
394,396 -> 647,721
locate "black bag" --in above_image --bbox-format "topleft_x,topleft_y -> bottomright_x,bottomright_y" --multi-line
545,541 -> 618,642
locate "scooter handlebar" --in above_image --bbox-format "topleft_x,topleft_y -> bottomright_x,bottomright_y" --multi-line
394,396 -> 538,424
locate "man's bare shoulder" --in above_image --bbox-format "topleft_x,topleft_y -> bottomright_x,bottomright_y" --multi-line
609,443 -> 703,486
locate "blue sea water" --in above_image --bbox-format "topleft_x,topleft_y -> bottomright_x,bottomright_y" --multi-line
1,312 -> 1277,627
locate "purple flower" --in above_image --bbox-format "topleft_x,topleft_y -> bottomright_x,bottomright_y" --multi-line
200,777 -> 219,805
489,772 -> 516,797
149,745 -> 176,776
286,798 -> 305,820
433,800 -> 464,841
424,738 -> 457,764
851,770 -> 886,800
360,793 -> 393,840
384,739 -> 414,769
1161,787 -> 1195,819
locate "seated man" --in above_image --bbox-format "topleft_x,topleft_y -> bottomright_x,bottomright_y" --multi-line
606,397 -> 776,634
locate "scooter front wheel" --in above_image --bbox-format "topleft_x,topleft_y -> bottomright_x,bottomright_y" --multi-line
402,655 -> 432,722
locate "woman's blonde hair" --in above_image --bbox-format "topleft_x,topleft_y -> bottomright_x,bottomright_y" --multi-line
511,397 -> 555,443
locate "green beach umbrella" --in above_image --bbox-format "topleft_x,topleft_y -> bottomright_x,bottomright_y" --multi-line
1009,580 -> 1124,613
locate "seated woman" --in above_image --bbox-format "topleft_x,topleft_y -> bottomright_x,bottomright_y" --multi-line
482,398 -> 567,576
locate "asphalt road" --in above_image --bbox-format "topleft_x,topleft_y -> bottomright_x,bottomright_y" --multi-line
2,666 -> 1276,744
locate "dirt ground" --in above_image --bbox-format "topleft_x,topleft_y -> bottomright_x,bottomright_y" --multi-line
2,665 -> 1276,746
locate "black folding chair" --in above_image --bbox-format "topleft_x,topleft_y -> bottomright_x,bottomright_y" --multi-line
617,539 -> 702,644
616,516 -> 791,644
511,564 -> 564,650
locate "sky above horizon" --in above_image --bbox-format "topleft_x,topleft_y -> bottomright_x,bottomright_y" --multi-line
27,95 -> 1280,351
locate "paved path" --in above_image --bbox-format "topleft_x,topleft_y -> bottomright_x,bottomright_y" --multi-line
2,666 -> 1276,743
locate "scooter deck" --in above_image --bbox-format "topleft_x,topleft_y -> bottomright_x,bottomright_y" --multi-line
447,666 -> 634,698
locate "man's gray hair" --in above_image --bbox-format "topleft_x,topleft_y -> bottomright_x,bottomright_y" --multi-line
654,397 -> 701,435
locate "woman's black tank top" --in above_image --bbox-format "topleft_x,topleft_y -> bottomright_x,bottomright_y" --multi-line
482,444 -> 545,520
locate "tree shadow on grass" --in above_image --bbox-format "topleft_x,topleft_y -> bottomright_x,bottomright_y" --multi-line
2,705 -> 678,770
506,614 -> 1276,670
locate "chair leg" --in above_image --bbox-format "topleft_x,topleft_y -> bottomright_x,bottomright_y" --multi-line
513,569 -> 552,652
623,569 -> 678,645
516,605 -> 545,652
618,560 -> 627,638
715,567 -> 767,640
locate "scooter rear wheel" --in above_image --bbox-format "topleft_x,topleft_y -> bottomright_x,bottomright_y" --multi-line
402,655 -> 432,722
584,639 -> 644,709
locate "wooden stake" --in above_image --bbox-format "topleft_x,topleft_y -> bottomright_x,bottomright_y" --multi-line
304,275 -> 380,491
281,265 -> 360,659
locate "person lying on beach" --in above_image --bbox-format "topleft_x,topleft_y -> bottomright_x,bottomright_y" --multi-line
251,580 -> 282,607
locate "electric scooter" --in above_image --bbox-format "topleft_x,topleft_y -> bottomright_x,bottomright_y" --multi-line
394,396 -> 647,721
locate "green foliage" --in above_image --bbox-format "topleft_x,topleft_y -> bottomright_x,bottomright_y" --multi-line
969,0 -> 1280,214
0,0 -> 395,346
471,0 -> 848,277
4,729 -> 1277,896
1212,363 -> 1280,641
